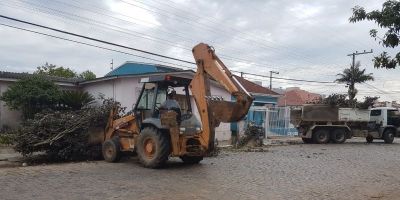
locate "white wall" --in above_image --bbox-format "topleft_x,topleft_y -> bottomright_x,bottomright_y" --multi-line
210,85 -> 232,141
82,77 -> 233,141
0,82 -> 22,129
82,77 -> 142,111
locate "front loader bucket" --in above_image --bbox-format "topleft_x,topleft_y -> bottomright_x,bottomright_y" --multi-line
207,94 -> 253,123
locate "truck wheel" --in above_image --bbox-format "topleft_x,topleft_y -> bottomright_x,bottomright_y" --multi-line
366,136 -> 374,143
102,137 -> 122,162
301,138 -> 313,144
330,129 -> 346,144
312,129 -> 330,144
180,155 -> 203,164
137,127 -> 171,168
383,129 -> 395,144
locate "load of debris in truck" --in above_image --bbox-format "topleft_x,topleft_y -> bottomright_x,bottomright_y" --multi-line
291,105 -> 400,144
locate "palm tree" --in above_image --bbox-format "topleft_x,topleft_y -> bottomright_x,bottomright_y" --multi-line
336,61 -> 374,105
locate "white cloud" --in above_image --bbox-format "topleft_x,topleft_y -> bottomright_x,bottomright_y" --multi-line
288,3 -> 323,19
106,0 -> 161,28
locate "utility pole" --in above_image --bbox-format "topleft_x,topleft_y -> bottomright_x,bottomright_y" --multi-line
347,49 -> 373,67
110,59 -> 114,70
269,71 -> 279,89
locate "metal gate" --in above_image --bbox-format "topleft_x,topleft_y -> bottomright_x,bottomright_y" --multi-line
265,107 -> 298,137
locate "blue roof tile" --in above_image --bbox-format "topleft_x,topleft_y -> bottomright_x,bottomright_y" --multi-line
105,62 -> 181,77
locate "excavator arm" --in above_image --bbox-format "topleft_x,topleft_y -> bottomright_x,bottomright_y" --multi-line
190,43 -> 254,152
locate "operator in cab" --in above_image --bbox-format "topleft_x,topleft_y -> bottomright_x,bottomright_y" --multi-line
160,88 -> 181,110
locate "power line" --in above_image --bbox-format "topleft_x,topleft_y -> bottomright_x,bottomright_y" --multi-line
11,0 -> 355,78
4,0 -> 301,71
0,14 -> 340,84
0,23 -> 195,70
0,14 -> 196,65
242,71 -> 336,84
131,0 -> 345,69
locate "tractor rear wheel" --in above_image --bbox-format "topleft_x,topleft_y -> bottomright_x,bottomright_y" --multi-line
383,129 -> 395,144
137,127 -> 171,168
180,155 -> 203,164
330,129 -> 346,144
312,129 -> 330,144
102,137 -> 122,162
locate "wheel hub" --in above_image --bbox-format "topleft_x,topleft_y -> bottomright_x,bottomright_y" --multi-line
144,138 -> 156,158
105,145 -> 114,158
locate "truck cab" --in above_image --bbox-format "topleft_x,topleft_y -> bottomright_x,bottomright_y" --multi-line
369,107 -> 400,141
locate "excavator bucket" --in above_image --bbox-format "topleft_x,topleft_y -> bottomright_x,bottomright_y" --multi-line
207,94 -> 253,123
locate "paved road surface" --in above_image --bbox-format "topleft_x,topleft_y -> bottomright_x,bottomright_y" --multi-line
1,138 -> 400,200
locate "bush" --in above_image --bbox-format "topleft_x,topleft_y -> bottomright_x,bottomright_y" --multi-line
12,97 -> 121,161
0,75 -> 61,119
60,90 -> 95,110
313,93 -> 378,109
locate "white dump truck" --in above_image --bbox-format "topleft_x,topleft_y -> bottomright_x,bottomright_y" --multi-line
291,105 -> 400,144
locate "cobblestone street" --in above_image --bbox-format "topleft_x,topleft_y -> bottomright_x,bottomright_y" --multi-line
1,138 -> 400,200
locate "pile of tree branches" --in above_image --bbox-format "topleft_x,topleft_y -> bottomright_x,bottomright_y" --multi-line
12,97 -> 123,161
314,94 -> 379,109
236,122 -> 264,148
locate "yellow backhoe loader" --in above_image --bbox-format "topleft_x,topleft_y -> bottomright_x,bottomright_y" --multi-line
102,43 -> 253,168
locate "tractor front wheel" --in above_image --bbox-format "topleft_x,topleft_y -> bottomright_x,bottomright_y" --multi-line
102,137 -> 122,162
137,127 -> 171,168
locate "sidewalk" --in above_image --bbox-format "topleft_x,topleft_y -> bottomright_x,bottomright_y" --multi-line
265,136 -> 303,146
0,145 -> 23,168
218,136 -> 303,147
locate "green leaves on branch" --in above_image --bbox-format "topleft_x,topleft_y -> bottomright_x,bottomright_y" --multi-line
35,62 -> 96,80
12,98 -> 119,161
0,76 -> 95,118
373,52 -> 400,69
35,63 -> 77,78
336,62 -> 374,103
0,75 -> 61,119
79,70 -> 96,80
61,90 -> 95,110
316,94 -> 379,109
350,0 -> 400,69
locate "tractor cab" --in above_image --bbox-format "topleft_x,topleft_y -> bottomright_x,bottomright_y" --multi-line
134,75 -> 201,135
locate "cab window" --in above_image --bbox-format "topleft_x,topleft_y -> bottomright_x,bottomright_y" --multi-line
370,110 -> 381,116
155,88 -> 166,108
137,83 -> 156,110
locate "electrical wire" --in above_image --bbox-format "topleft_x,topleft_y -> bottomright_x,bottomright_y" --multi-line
0,23 -> 195,70
0,14 -> 349,84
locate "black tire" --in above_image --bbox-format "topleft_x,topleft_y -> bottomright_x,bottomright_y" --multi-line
312,129 -> 330,144
180,155 -> 203,164
366,135 -> 374,143
136,127 -> 171,168
383,129 -> 395,144
302,137 -> 313,144
102,137 -> 121,162
330,129 -> 347,144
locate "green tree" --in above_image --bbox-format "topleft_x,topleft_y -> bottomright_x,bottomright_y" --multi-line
79,70 -> 96,80
61,90 -> 95,110
0,75 -> 61,119
350,0 -> 400,69
35,62 -> 77,78
336,61 -> 374,105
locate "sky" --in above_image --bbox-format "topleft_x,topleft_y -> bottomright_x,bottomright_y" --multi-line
0,0 -> 399,101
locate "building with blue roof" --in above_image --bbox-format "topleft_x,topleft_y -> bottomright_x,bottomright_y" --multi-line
105,62 -> 182,77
